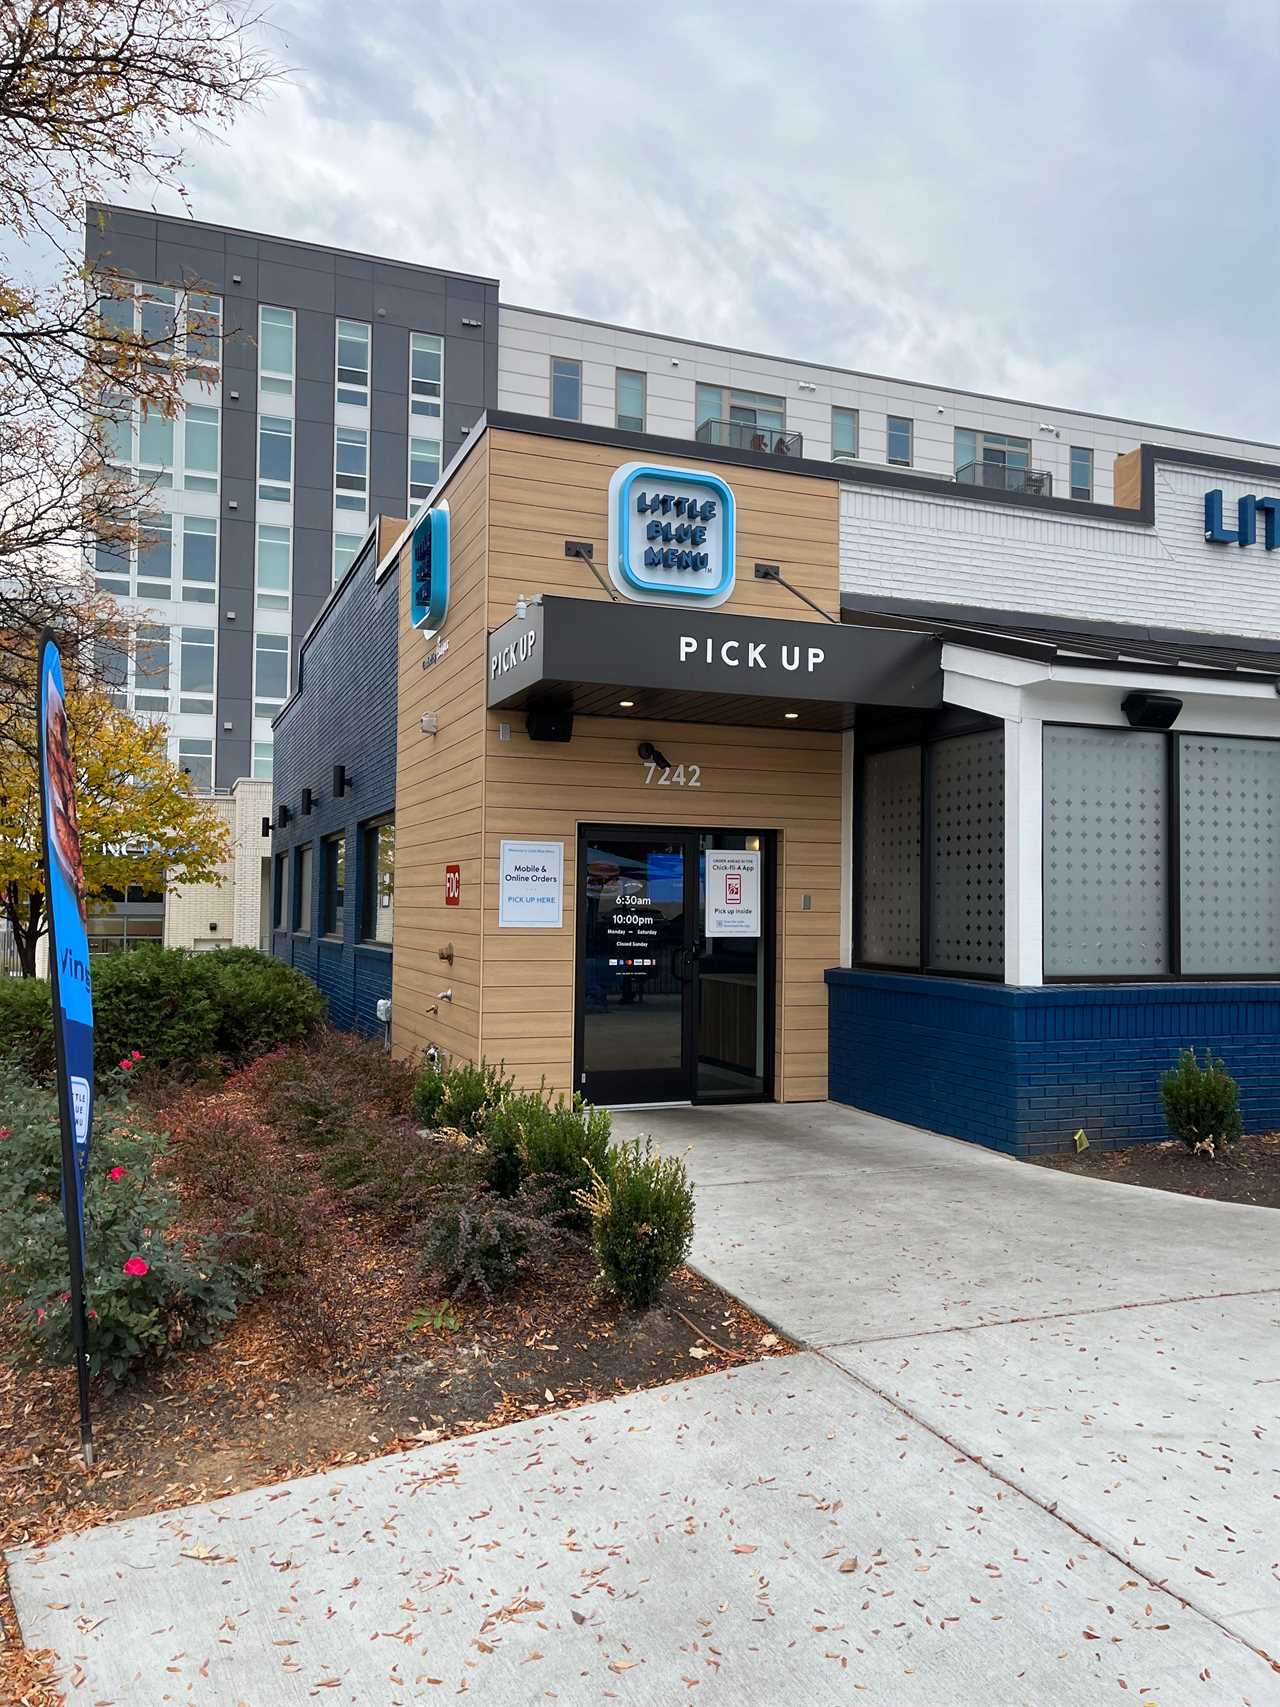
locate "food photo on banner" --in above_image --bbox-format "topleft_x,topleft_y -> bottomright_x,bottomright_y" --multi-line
37,630 -> 97,1463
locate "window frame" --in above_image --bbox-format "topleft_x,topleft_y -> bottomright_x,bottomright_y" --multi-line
615,368 -> 646,432
177,624 -> 215,714
852,710 -> 1006,983
180,515 -> 218,604
177,737 -> 214,792
886,415 -> 914,467
255,523 -> 292,612
320,832 -> 347,938
257,413 -> 293,503
1070,445 -> 1094,501
253,741 -> 274,781
408,436 -> 441,512
550,355 -> 582,421
253,630 -> 290,719
334,423 -> 369,513
831,406 -> 859,458
292,841 -> 313,935
335,318 -> 371,407
359,815 -> 395,946
1042,722 -> 1280,985
409,331 -> 443,423
258,304 -> 296,396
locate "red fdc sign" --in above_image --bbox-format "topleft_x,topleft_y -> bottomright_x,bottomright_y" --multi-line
444,863 -> 461,906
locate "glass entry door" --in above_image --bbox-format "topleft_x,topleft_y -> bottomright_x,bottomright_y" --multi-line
576,827 -> 772,1106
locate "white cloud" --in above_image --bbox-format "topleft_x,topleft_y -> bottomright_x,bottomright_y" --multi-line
126,0 -> 1279,440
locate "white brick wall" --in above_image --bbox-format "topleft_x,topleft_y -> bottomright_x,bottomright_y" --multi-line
499,305 -> 1280,508
163,778 -> 271,950
840,458 -> 1280,639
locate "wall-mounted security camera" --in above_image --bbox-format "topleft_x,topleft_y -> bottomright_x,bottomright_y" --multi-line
638,740 -> 672,770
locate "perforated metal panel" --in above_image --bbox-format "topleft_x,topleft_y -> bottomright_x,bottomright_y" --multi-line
928,730 -> 1005,975
1180,736 -> 1280,975
860,746 -> 921,965
1044,727 -> 1169,976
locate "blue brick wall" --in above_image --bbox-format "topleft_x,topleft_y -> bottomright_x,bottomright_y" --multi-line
270,548 -> 398,1035
826,968 -> 1280,1155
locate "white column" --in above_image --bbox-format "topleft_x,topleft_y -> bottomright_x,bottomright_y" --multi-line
1004,715 -> 1043,986
839,727 -> 855,968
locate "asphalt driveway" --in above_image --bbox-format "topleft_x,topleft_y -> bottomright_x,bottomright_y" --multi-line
10,1102 -> 1280,1703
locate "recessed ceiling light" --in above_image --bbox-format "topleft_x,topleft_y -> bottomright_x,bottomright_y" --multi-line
784,711 -> 799,720
619,698 -> 635,708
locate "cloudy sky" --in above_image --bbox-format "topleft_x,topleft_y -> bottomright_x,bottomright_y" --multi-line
146,0 -> 1278,439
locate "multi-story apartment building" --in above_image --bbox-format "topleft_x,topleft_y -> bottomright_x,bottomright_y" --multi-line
84,205 -> 499,791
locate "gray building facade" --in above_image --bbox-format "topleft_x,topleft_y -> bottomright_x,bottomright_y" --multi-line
85,205 -> 498,788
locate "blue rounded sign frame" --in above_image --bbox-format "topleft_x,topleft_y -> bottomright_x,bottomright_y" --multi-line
409,500 -> 451,632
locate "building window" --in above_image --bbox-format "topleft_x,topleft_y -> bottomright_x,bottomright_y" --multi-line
831,406 -> 859,458
336,318 -> 371,407
253,740 -> 273,781
258,415 -> 293,503
255,523 -> 291,611
615,369 -> 646,431
408,437 -> 441,512
185,292 -> 221,367
361,817 -> 394,944
97,282 -> 221,371
856,726 -> 1005,977
259,306 -> 295,396
321,834 -> 346,936
333,533 -> 362,583
1070,446 -> 1093,501
695,385 -> 785,432
954,428 -> 1030,475
178,737 -> 213,792
136,516 -> 172,598
254,631 -> 289,718
887,416 -> 913,467
410,332 -> 443,423
550,356 -> 581,421
178,626 -> 215,713
181,516 -> 217,603
293,841 -> 313,934
1179,737 -> 1280,974
334,425 -> 368,512
182,405 -> 219,491
133,625 -> 171,713
138,407 -> 174,479
272,850 -> 287,930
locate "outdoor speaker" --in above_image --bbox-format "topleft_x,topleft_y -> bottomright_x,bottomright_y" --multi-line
277,803 -> 290,827
1122,691 -> 1183,730
301,786 -> 313,815
332,763 -> 348,797
526,709 -> 574,743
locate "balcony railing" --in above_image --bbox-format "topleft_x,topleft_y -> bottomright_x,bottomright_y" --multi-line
695,418 -> 804,458
955,460 -> 1053,497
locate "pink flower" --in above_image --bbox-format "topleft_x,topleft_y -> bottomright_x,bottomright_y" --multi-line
87,1309 -> 97,1320
123,1256 -> 150,1278
109,1166 -> 125,1181
130,1050 -> 143,1061
59,1291 -> 69,1303
36,1307 -> 45,1323
118,1058 -> 134,1071
0,1127 -> 10,1139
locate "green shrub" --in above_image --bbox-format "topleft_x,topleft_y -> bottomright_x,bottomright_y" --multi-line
0,1065 -> 252,1385
482,1089 -> 612,1222
1161,1048 -> 1243,1156
437,1058 -> 513,1138
412,1060 -> 448,1128
579,1138 -> 695,1310
0,978 -> 55,1080
420,1196 -> 552,1298
0,948 -> 324,1086
481,1088 -> 545,1196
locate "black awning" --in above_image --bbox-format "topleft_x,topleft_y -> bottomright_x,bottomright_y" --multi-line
486,596 -> 942,731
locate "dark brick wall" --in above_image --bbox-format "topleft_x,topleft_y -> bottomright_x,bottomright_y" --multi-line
270,546 -> 398,1033
826,968 -> 1280,1155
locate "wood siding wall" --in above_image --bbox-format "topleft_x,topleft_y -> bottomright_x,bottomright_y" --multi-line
392,425 -> 843,1102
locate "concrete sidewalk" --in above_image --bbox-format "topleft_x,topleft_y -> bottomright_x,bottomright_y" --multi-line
10,1353 -> 1278,1704
10,1101 -> 1280,1702
614,1101 -> 1280,1678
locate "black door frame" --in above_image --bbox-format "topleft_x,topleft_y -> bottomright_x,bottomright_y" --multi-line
573,824 -> 776,1107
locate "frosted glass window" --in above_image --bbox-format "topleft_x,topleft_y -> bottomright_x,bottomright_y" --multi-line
860,747 -> 921,964
1180,736 -> 1280,975
1044,727 -> 1169,976
928,730 -> 1005,975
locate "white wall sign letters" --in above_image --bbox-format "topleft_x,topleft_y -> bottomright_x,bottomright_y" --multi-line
607,461 -> 736,608
705,850 -> 761,938
498,839 -> 564,928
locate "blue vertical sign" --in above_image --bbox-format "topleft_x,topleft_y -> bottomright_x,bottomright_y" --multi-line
409,500 -> 451,632
36,632 -> 96,1463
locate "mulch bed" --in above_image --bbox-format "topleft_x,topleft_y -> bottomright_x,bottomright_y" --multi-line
1029,1128 -> 1280,1208
0,1146 -> 789,1705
